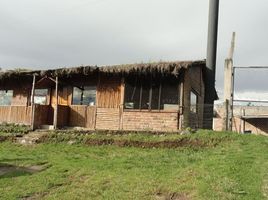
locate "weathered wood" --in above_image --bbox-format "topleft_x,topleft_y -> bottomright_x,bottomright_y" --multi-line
57,105 -> 69,127
31,75 -> 36,130
0,106 -> 32,125
53,76 -> 58,129
97,75 -> 121,108
119,78 -> 125,130
158,81 -> 162,111
34,105 -> 50,128
69,105 -> 96,129
228,32 -> 236,59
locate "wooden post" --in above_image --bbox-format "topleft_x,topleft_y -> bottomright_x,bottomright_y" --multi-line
119,77 -> 125,130
53,76 -> 58,130
179,81 -> 184,130
242,108 -> 246,134
148,80 -> 152,111
223,100 -> 229,131
31,75 -> 36,130
158,80 -> 162,111
224,32 -> 236,131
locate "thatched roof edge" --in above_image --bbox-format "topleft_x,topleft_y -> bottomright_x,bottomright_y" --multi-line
0,60 -> 206,79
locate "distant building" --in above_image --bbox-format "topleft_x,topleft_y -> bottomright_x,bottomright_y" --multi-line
214,104 -> 268,135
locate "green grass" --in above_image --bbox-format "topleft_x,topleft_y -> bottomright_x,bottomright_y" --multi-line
0,131 -> 268,200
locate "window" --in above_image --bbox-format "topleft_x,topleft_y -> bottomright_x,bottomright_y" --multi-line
34,89 -> 48,105
72,86 -> 96,106
0,90 -> 13,105
124,76 -> 179,111
190,91 -> 198,113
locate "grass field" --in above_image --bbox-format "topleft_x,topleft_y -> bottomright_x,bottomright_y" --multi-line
0,131 -> 268,199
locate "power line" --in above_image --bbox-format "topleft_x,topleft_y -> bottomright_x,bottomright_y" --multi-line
234,66 -> 268,69
234,99 -> 268,103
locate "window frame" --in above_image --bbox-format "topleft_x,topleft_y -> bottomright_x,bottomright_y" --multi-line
0,90 -> 13,106
190,89 -> 198,114
33,89 -> 48,105
71,85 -> 97,106
124,77 -> 180,112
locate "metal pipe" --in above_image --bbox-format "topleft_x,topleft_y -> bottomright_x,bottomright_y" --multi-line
203,0 -> 220,129
206,0 -> 220,73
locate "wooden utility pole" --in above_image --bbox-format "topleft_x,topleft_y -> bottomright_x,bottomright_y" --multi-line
223,32 -> 236,131
53,76 -> 58,130
31,74 -> 36,130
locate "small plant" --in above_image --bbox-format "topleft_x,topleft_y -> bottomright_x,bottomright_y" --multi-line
0,123 -> 31,136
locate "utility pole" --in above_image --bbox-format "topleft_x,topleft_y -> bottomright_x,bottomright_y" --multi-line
203,0 -> 220,129
224,32 -> 236,131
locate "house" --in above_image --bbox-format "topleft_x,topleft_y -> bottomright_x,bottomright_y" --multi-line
0,60 -> 211,132
214,104 -> 268,135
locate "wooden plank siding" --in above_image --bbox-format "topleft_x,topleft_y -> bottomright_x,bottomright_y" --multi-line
11,88 -> 29,106
0,73 -> 182,132
69,105 -> 96,129
0,106 -> 32,125
97,75 -> 121,108
34,105 -> 51,128
51,86 -> 72,106
57,105 -> 70,127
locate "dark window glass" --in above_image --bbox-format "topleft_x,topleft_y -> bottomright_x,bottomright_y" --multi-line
0,90 -> 13,105
160,80 -> 179,110
72,86 -> 96,106
141,82 -> 150,109
124,78 -> 141,109
151,81 -> 160,110
124,76 -> 179,111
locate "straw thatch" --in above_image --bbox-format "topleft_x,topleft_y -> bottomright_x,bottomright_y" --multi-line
0,60 -> 205,80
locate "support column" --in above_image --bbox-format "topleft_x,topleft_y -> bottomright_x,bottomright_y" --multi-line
53,76 -> 58,129
31,74 -> 36,130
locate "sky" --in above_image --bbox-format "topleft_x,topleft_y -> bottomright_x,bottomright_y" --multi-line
0,0 -> 268,101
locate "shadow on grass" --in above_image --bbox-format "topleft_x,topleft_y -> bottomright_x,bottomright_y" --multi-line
0,163 -> 50,179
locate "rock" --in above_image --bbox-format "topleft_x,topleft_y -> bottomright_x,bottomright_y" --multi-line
67,140 -> 76,145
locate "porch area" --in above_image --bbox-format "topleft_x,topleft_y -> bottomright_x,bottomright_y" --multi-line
0,105 -> 180,132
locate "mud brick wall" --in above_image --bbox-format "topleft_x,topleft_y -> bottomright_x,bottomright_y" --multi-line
122,111 -> 178,132
95,108 -> 120,130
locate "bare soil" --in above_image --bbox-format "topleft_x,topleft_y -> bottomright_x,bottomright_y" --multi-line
84,138 -> 217,148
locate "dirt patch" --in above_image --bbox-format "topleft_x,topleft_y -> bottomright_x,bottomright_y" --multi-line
0,135 -> 15,142
0,163 -> 50,177
155,192 -> 190,200
84,138 -> 217,149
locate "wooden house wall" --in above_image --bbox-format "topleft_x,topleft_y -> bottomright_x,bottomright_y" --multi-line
69,105 -> 96,129
0,73 -> 183,132
11,88 -> 29,106
0,106 -> 32,125
182,65 -> 205,129
97,75 -> 121,108
50,86 -> 72,106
